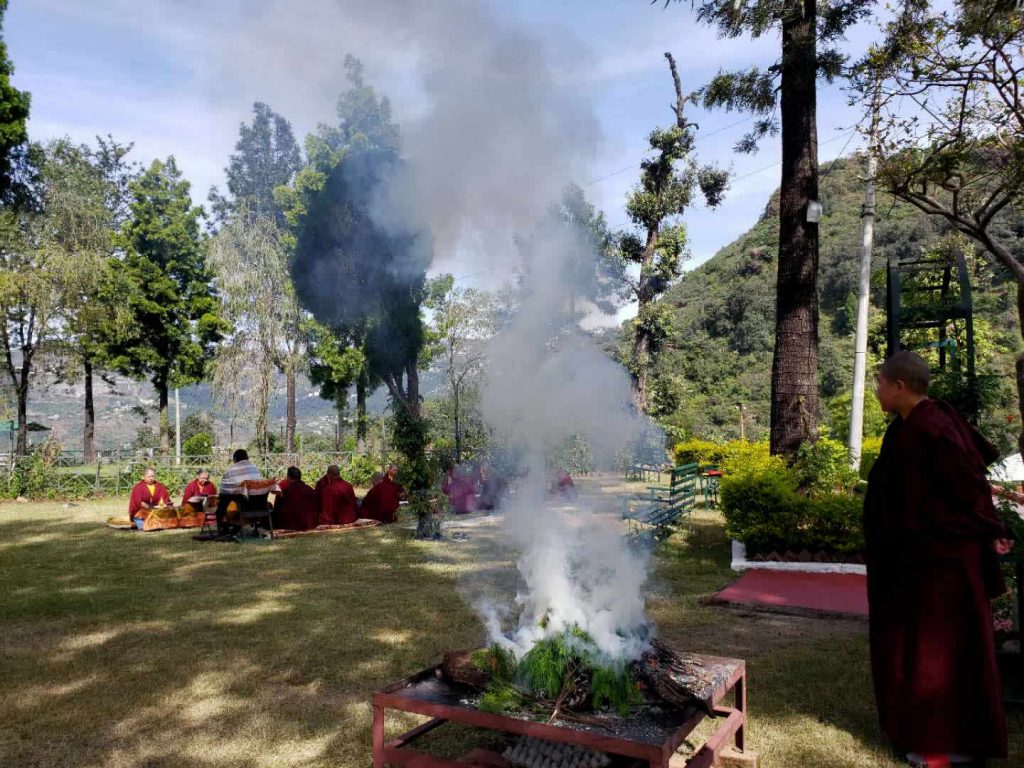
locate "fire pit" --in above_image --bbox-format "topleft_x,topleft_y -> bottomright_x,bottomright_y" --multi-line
372,651 -> 746,768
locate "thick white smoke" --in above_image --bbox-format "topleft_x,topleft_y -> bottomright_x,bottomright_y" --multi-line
198,0 -> 601,266
477,219 -> 659,663
201,0 -> 658,661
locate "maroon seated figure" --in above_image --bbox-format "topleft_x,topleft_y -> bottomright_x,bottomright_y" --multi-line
274,466 -> 318,530
315,464 -> 357,525
361,464 -> 403,524
864,350 -> 1009,764
128,468 -> 171,522
181,469 -> 217,506
547,466 -> 576,500
443,466 -> 476,514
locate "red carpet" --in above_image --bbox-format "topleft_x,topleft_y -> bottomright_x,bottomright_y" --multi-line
714,568 -> 868,617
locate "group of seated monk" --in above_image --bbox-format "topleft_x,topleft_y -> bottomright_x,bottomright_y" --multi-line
127,449 -> 405,534
275,462 -> 404,531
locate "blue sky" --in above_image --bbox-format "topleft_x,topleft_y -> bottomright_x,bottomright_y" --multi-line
7,1 -> 881,291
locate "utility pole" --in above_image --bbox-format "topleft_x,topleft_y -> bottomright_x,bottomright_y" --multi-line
848,84 -> 881,470
174,387 -> 182,465
738,402 -> 746,441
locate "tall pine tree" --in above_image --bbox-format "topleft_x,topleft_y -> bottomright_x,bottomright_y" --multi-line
662,0 -> 874,454
111,158 -> 225,455
0,0 -> 29,205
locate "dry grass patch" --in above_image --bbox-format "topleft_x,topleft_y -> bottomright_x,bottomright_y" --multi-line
0,487 -> 1020,767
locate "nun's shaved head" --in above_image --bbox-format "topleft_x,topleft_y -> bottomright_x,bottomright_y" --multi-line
879,351 -> 930,395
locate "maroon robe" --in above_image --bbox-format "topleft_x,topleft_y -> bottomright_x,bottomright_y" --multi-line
275,479 -> 318,530
863,398 -> 1008,758
316,475 -> 357,525
443,471 -> 476,514
128,481 -> 171,518
181,479 -> 216,507
361,478 -> 402,523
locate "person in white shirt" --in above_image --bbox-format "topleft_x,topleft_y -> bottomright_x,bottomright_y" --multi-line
215,448 -> 263,533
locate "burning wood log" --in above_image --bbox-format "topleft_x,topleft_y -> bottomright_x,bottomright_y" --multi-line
441,649 -> 490,690
629,639 -> 716,715
440,636 -> 718,719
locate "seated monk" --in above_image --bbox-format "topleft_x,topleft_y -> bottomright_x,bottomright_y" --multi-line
361,463 -> 403,524
128,468 -> 172,523
549,466 -> 577,500
274,467 -> 318,530
443,465 -> 476,514
477,462 -> 505,511
181,469 -> 216,507
315,464 -> 357,525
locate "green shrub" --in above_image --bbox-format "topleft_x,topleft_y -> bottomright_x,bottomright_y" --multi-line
720,468 -> 802,554
995,496 -> 1024,542
673,438 -> 783,478
673,438 -> 725,466
826,392 -> 887,443
721,467 -> 864,557
182,432 -> 212,457
859,435 -> 883,480
718,440 -> 784,477
553,433 -> 595,475
805,494 -> 864,554
345,454 -> 381,486
792,437 -> 858,496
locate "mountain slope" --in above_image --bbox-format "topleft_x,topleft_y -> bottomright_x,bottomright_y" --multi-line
646,156 -> 1023,452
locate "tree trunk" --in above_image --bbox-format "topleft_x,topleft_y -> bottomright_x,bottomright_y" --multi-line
84,358 -> 96,464
631,227 -> 660,412
356,372 -> 367,454
1017,282 -> 1024,457
15,382 -> 28,456
157,381 -> 170,457
285,366 -> 297,452
632,331 -> 651,412
15,347 -> 31,456
335,391 -> 346,450
453,385 -> 462,463
769,0 -> 820,457
406,361 -> 420,420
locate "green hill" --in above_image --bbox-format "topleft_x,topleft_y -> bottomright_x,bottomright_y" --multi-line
645,156 -> 1023,454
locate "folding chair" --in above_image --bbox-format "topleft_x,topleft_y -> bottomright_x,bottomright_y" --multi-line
199,495 -> 221,535
239,481 -> 276,540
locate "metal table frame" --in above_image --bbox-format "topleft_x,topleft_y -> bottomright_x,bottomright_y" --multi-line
372,655 -> 746,768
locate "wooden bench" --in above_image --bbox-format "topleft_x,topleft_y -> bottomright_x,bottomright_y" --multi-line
624,462 -> 667,482
623,463 -> 699,540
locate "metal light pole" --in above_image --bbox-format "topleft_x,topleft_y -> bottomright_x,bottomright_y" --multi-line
849,85 -> 881,470
174,387 -> 182,465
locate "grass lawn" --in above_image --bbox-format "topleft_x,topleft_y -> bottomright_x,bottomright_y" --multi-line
0,478 -> 1021,767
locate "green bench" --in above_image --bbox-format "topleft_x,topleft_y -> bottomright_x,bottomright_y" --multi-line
624,462 -> 667,482
622,462 -> 699,540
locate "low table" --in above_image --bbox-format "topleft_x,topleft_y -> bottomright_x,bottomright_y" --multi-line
372,653 -> 746,768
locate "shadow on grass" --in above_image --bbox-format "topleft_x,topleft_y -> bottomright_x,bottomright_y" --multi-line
0,517 -> 488,767
648,509 -> 1024,767
2,500 -> 1021,767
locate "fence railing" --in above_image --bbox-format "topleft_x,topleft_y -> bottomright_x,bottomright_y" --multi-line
0,442 -> 637,502
0,450 -> 391,501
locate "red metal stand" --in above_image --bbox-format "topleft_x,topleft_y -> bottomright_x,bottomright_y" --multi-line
373,654 -> 746,768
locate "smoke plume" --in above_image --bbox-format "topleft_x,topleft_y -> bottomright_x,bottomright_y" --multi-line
210,0 -> 659,662
477,214 -> 658,663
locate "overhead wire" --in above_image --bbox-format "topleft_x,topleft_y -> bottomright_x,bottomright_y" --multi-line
584,114 -> 757,187
451,128 -> 861,283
